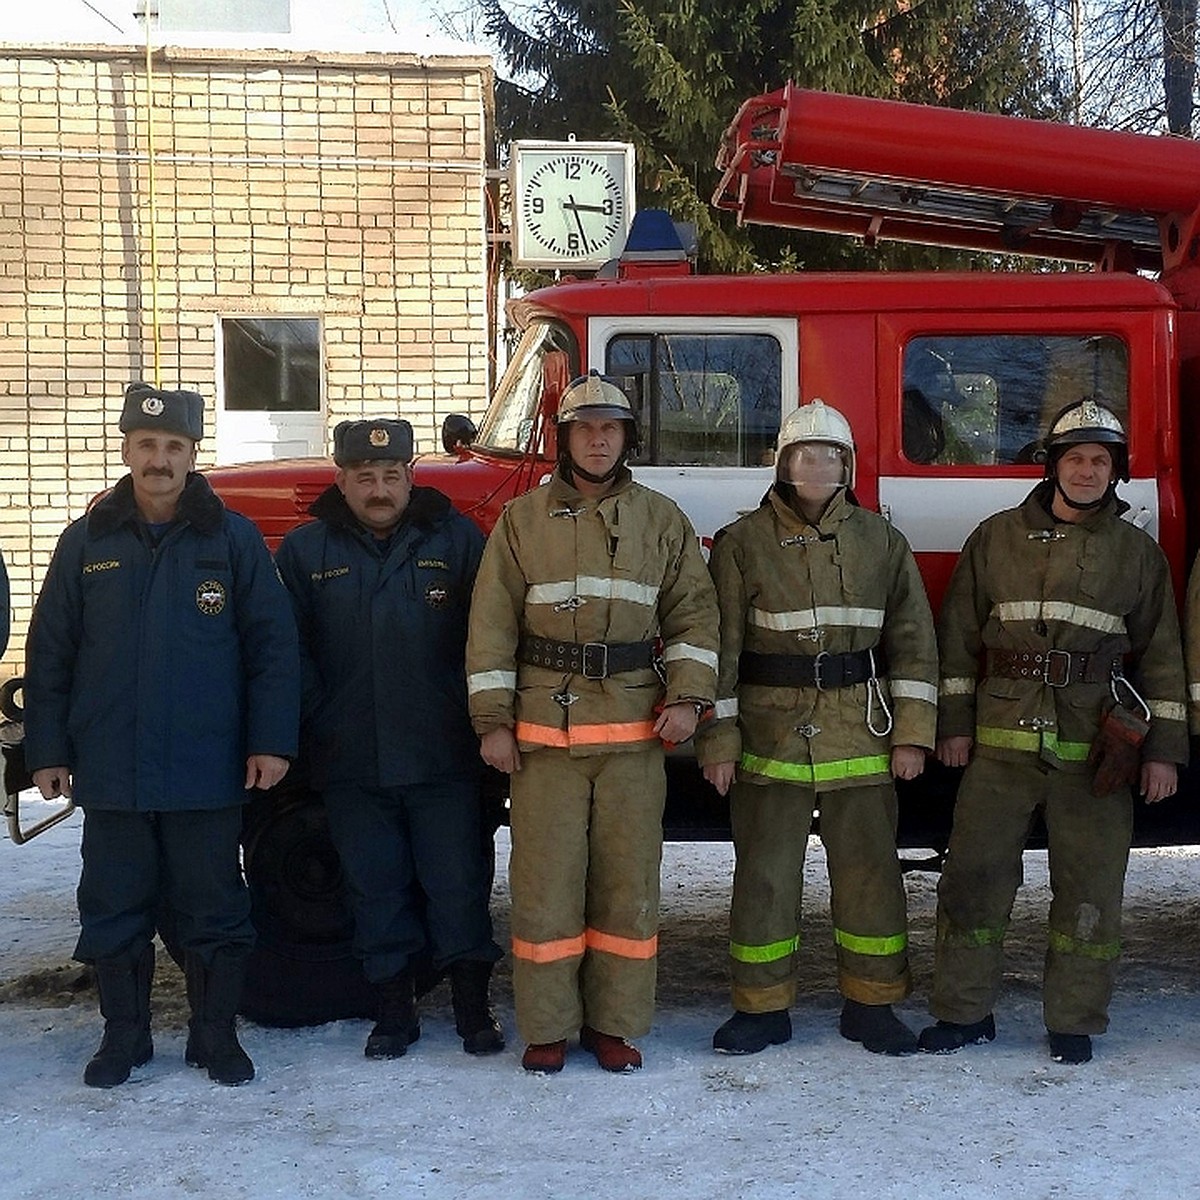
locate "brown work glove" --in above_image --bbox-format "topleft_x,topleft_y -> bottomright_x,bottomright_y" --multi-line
1086,704 -> 1149,797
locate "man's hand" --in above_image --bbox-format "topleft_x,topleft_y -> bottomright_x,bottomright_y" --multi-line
245,755 -> 290,791
654,702 -> 699,747
891,745 -> 926,781
32,766 -> 72,800
702,760 -> 736,797
936,736 -> 974,769
1140,760 -> 1177,804
480,727 -> 521,774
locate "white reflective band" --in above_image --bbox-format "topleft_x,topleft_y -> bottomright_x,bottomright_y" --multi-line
526,577 -> 660,608
467,670 -> 517,695
890,679 -> 938,705
992,600 -> 1127,636
662,642 -> 719,672
940,677 -> 976,696
748,605 -> 885,631
1148,700 -> 1186,721
714,698 -> 739,719
1189,683 -> 1200,702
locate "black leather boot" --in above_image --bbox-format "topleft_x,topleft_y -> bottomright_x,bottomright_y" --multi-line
184,950 -> 255,1085
839,999 -> 919,1055
84,943 -> 155,1088
449,959 -> 505,1055
712,1009 -> 792,1054
365,968 -> 420,1059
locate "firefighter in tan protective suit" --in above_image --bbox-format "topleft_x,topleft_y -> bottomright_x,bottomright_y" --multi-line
466,371 -> 718,1074
696,400 -> 938,1057
920,399 -> 1187,1064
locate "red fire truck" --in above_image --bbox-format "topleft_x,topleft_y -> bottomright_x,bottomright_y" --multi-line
9,86 -> 1200,1024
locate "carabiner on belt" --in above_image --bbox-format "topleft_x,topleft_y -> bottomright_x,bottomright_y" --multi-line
1110,669 -> 1151,722
863,648 -> 893,738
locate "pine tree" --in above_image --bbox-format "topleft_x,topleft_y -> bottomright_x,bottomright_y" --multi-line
477,0 -> 1064,271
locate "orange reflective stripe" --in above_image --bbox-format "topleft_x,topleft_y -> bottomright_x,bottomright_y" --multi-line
511,933 -> 587,964
515,720 -> 659,747
586,928 -> 659,960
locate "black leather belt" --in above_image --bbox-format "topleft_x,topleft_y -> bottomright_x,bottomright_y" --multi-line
986,649 -> 1119,688
738,647 -> 882,690
518,635 -> 658,679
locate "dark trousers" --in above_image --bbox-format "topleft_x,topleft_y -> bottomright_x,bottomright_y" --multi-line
728,779 -> 911,1012
75,806 -> 253,965
931,754 -> 1133,1034
322,778 -> 500,984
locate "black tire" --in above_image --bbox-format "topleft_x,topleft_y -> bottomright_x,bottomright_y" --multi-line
0,676 -> 23,721
238,783 -> 377,1027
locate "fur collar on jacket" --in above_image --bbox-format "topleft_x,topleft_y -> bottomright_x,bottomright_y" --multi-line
86,472 -> 225,538
307,481 -> 452,533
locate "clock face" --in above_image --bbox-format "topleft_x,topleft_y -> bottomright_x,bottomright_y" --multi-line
512,144 -> 634,268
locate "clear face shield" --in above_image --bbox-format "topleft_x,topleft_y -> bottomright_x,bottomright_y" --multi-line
778,441 -> 851,502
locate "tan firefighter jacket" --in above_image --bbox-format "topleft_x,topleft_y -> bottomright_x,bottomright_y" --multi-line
693,486 -> 938,793
938,481 -> 1188,769
466,466 -> 718,755
1185,553 -> 1200,735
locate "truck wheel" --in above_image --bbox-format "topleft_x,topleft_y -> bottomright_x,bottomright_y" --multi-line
0,676 -> 23,721
238,784 -> 377,1027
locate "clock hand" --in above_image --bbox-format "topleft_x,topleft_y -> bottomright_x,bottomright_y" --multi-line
565,194 -> 590,251
562,199 -> 611,214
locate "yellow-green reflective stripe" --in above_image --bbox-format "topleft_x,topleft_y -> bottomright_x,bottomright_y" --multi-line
739,752 -> 891,783
976,726 -> 1090,761
1043,733 -> 1091,762
834,928 -> 908,957
1048,928 -> 1120,962
946,925 -> 1006,948
730,935 -> 800,964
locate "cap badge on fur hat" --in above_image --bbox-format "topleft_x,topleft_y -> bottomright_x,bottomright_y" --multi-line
119,382 -> 204,441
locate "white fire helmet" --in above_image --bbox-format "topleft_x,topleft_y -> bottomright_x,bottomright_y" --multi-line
1044,398 -> 1128,482
775,399 -> 856,488
557,370 -> 637,425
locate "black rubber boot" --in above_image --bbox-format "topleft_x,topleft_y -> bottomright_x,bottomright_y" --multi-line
917,1013 -> 997,1053
184,950 -> 255,1085
449,959 -> 505,1055
365,968 -> 421,1059
712,1009 -> 792,1054
839,999 -> 919,1056
84,943 -> 155,1088
1048,1031 -> 1092,1063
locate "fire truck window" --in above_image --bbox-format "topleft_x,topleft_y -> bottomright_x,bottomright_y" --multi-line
474,323 -> 579,452
221,318 -> 321,412
902,335 -> 1128,466
605,333 -> 782,467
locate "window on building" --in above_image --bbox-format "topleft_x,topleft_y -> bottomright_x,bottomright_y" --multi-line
901,334 -> 1129,466
606,333 -> 782,467
221,317 -> 322,413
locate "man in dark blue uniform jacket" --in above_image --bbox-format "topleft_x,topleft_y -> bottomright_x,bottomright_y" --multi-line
276,418 -> 502,1061
24,383 -> 299,1089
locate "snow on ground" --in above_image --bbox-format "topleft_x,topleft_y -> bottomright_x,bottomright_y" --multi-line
4,795 -> 1200,1199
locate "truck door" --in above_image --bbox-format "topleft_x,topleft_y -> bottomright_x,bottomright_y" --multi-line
590,316 -> 797,546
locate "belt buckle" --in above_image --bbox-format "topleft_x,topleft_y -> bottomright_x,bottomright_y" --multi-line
582,642 -> 608,679
1044,648 -> 1071,688
813,651 -> 830,691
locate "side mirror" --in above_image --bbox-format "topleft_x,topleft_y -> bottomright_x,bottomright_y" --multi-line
441,414 -> 477,455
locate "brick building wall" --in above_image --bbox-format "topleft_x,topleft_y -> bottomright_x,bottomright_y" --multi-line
0,42 -> 495,674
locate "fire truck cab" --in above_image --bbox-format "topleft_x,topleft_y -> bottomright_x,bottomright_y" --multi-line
20,85 -> 1200,1025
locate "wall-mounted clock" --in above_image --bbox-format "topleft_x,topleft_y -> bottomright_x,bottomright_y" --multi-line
510,140 -> 636,270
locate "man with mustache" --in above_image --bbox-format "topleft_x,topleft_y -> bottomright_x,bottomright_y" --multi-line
276,419 -> 503,1061
24,382 -> 300,1088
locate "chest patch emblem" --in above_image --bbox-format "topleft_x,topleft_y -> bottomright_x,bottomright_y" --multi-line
425,582 -> 449,609
196,579 -> 227,616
